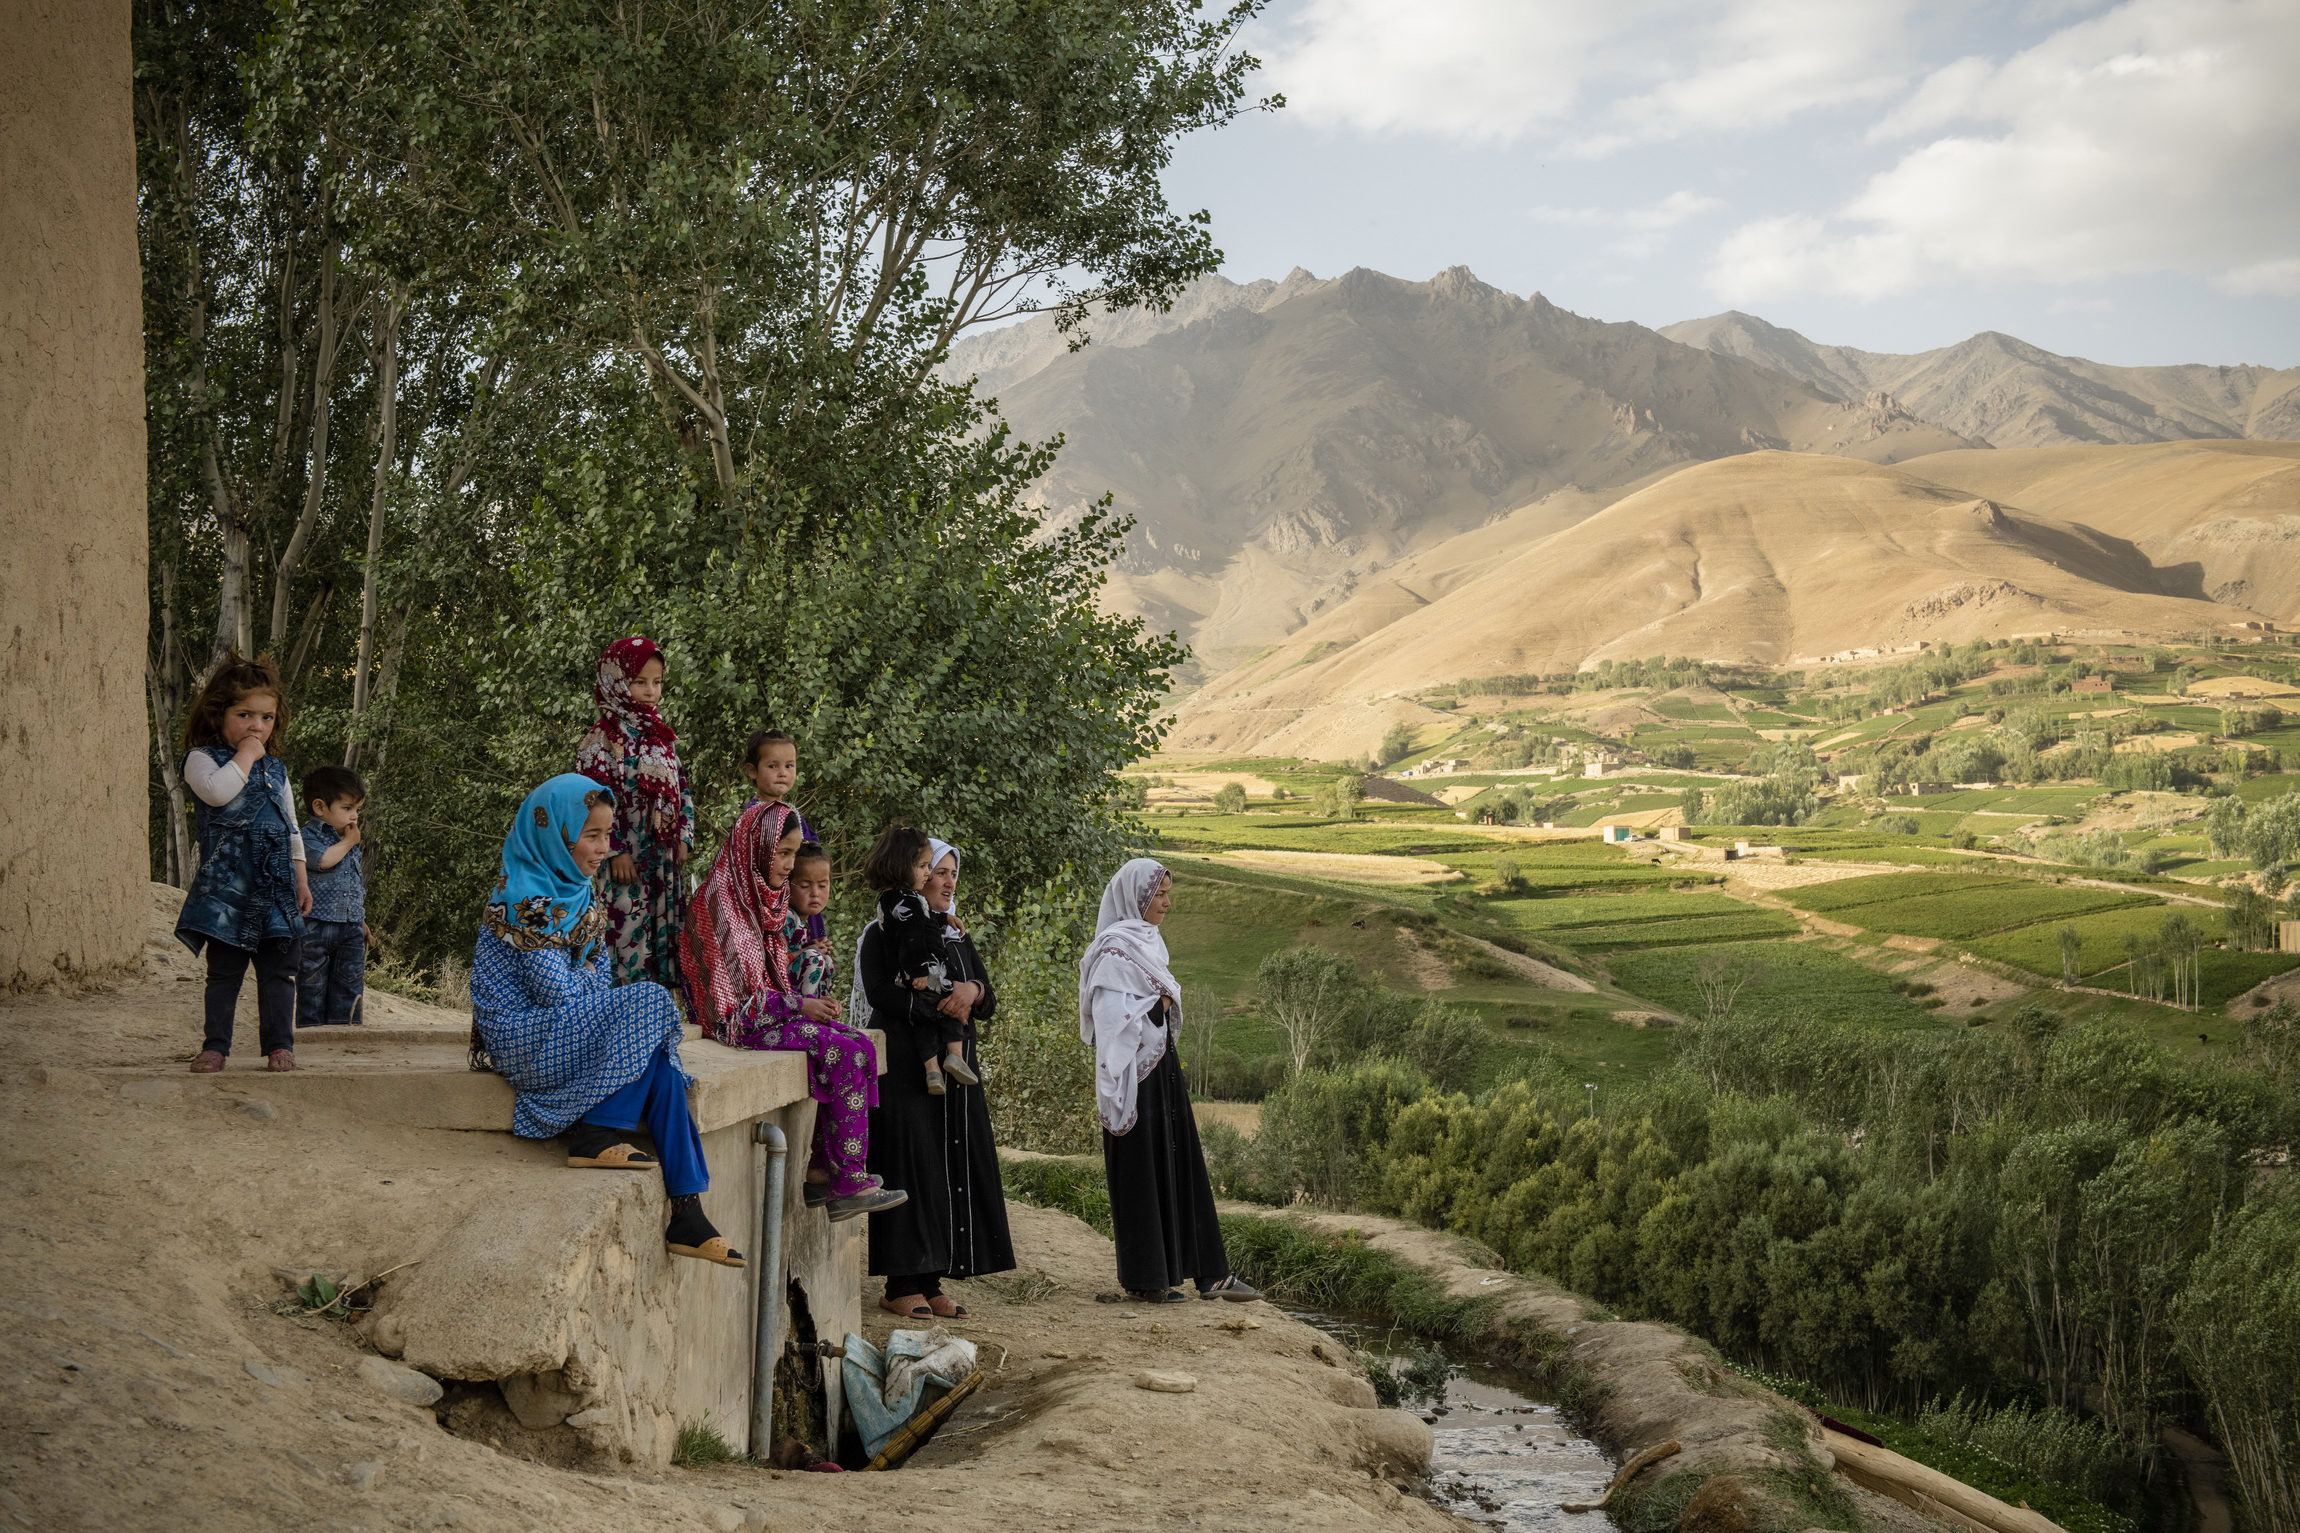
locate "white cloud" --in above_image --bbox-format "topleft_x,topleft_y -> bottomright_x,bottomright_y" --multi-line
1709,0 -> 2300,299
1533,191 -> 1726,257
1255,0 -> 1916,150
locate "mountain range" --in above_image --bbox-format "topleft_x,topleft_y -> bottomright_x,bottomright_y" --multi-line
942,268 -> 2300,756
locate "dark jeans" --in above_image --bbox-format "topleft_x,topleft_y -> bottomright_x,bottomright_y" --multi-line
580,1046 -> 709,1197
203,937 -> 298,1057
297,918 -> 366,1026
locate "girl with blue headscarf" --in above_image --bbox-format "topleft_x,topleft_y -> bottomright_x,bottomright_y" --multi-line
468,774 -> 741,1267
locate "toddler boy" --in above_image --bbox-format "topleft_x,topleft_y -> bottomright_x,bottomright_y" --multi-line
298,765 -> 368,1026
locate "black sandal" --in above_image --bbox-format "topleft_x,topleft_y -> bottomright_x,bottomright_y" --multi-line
1126,1288 -> 1191,1305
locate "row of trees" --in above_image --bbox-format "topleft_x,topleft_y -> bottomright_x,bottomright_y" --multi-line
137,0 -> 1272,961
1209,1000 -> 2300,1519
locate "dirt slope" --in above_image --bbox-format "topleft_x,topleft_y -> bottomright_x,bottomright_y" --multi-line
1901,441 -> 2300,624
1171,452 -> 2260,758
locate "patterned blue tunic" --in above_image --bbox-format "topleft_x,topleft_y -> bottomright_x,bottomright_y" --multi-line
470,927 -> 685,1139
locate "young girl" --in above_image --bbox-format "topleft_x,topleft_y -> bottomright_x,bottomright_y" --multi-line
681,802 -> 903,1221
742,728 -> 827,946
786,842 -> 837,1000
575,636 -> 694,989
175,652 -> 311,1073
861,826 -> 977,1095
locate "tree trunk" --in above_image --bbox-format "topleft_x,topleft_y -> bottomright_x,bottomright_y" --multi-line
348,284 -> 405,754
149,564 -> 194,887
269,221 -> 354,651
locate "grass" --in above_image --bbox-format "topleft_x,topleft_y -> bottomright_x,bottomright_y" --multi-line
1606,941 -> 1946,1031
1490,891 -> 1758,929
1815,885 -> 2156,941
1563,911 -> 1804,951
1786,871 -> 2016,912
1964,903 -> 2218,977
673,1418 -> 743,1466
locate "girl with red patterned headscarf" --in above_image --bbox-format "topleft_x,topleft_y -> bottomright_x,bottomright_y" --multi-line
681,800 -> 903,1218
575,636 -> 695,989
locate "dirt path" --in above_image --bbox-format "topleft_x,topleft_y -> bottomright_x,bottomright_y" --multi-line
0,916 -> 1454,1533
2162,1427 -> 2232,1533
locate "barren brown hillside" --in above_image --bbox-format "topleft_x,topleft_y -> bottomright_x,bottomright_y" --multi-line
1662,312 -> 2300,449
973,268 -> 1976,667
1170,452 -> 2267,759
1903,441 -> 2300,625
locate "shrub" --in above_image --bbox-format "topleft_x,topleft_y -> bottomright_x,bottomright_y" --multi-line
1258,1062 -> 1430,1207
1200,1118 -> 1293,1205
975,884 -> 1100,1155
1401,1001 -> 1489,1093
1211,782 -> 1247,815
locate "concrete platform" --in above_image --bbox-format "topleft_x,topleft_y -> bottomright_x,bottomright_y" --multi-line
114,1023 -> 871,1136
100,974 -> 885,1467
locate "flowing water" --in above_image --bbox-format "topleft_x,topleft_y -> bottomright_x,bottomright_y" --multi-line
1283,1306 -> 1616,1533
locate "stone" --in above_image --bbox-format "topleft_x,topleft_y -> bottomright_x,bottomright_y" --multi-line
565,1406 -> 618,1430
1320,1374 -> 1379,1409
357,1355 -> 443,1407
1348,1409 -> 1434,1478
119,1080 -> 180,1104
500,1370 -> 582,1431
345,1461 -> 384,1493
707,1509 -> 745,1533
234,1097 -> 280,1121
244,1359 -> 293,1388
363,1312 -> 407,1358
1216,1317 -> 1260,1333
1134,1371 -> 1197,1394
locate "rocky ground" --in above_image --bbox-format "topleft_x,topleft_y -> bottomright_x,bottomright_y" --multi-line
0,899 -> 1453,1533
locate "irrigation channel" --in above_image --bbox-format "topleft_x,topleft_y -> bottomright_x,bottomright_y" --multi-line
1283,1303 -> 1616,1532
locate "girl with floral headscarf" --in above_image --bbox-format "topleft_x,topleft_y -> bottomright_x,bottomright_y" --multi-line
575,636 -> 695,989
468,774 -> 742,1267
681,800 -> 905,1221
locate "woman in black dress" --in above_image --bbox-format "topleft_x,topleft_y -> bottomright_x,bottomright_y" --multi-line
855,836 -> 1015,1319
1080,858 -> 1260,1304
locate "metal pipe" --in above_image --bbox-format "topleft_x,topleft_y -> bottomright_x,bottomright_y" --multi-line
749,1119 -> 788,1461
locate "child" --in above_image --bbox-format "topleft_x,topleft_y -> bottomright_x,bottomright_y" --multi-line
785,841 -> 837,1000
861,825 -> 977,1096
297,764 -> 369,1027
742,728 -> 827,945
576,636 -> 694,989
175,651 -> 310,1073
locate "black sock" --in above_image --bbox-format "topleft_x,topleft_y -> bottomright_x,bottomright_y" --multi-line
666,1194 -> 718,1246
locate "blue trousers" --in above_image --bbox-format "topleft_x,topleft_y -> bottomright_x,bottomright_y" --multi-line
580,1046 -> 708,1197
297,918 -> 365,1025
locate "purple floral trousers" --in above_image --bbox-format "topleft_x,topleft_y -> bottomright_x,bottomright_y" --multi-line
715,997 -> 880,1197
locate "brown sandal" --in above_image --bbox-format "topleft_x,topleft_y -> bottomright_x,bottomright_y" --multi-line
880,1296 -> 934,1320
568,1142 -> 657,1169
190,1051 -> 226,1074
265,1049 -> 296,1073
668,1235 -> 746,1268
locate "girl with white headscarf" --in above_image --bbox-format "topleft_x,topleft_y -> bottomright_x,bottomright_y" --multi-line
1080,858 -> 1260,1304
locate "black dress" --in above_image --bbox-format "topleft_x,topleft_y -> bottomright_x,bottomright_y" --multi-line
1103,999 -> 1230,1294
862,921 -> 1015,1286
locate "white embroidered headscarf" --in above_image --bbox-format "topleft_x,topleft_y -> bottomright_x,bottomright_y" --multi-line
926,838 -> 962,939
1078,858 -> 1179,1134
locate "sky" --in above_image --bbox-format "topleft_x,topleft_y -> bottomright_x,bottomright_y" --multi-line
1160,0 -> 2300,366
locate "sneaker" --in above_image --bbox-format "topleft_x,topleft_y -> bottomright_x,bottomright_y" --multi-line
827,1185 -> 910,1222
924,1065 -> 946,1096
941,1055 -> 981,1087
807,1174 -> 879,1209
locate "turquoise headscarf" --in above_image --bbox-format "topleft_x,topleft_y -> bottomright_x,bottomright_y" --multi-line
488,773 -> 612,962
